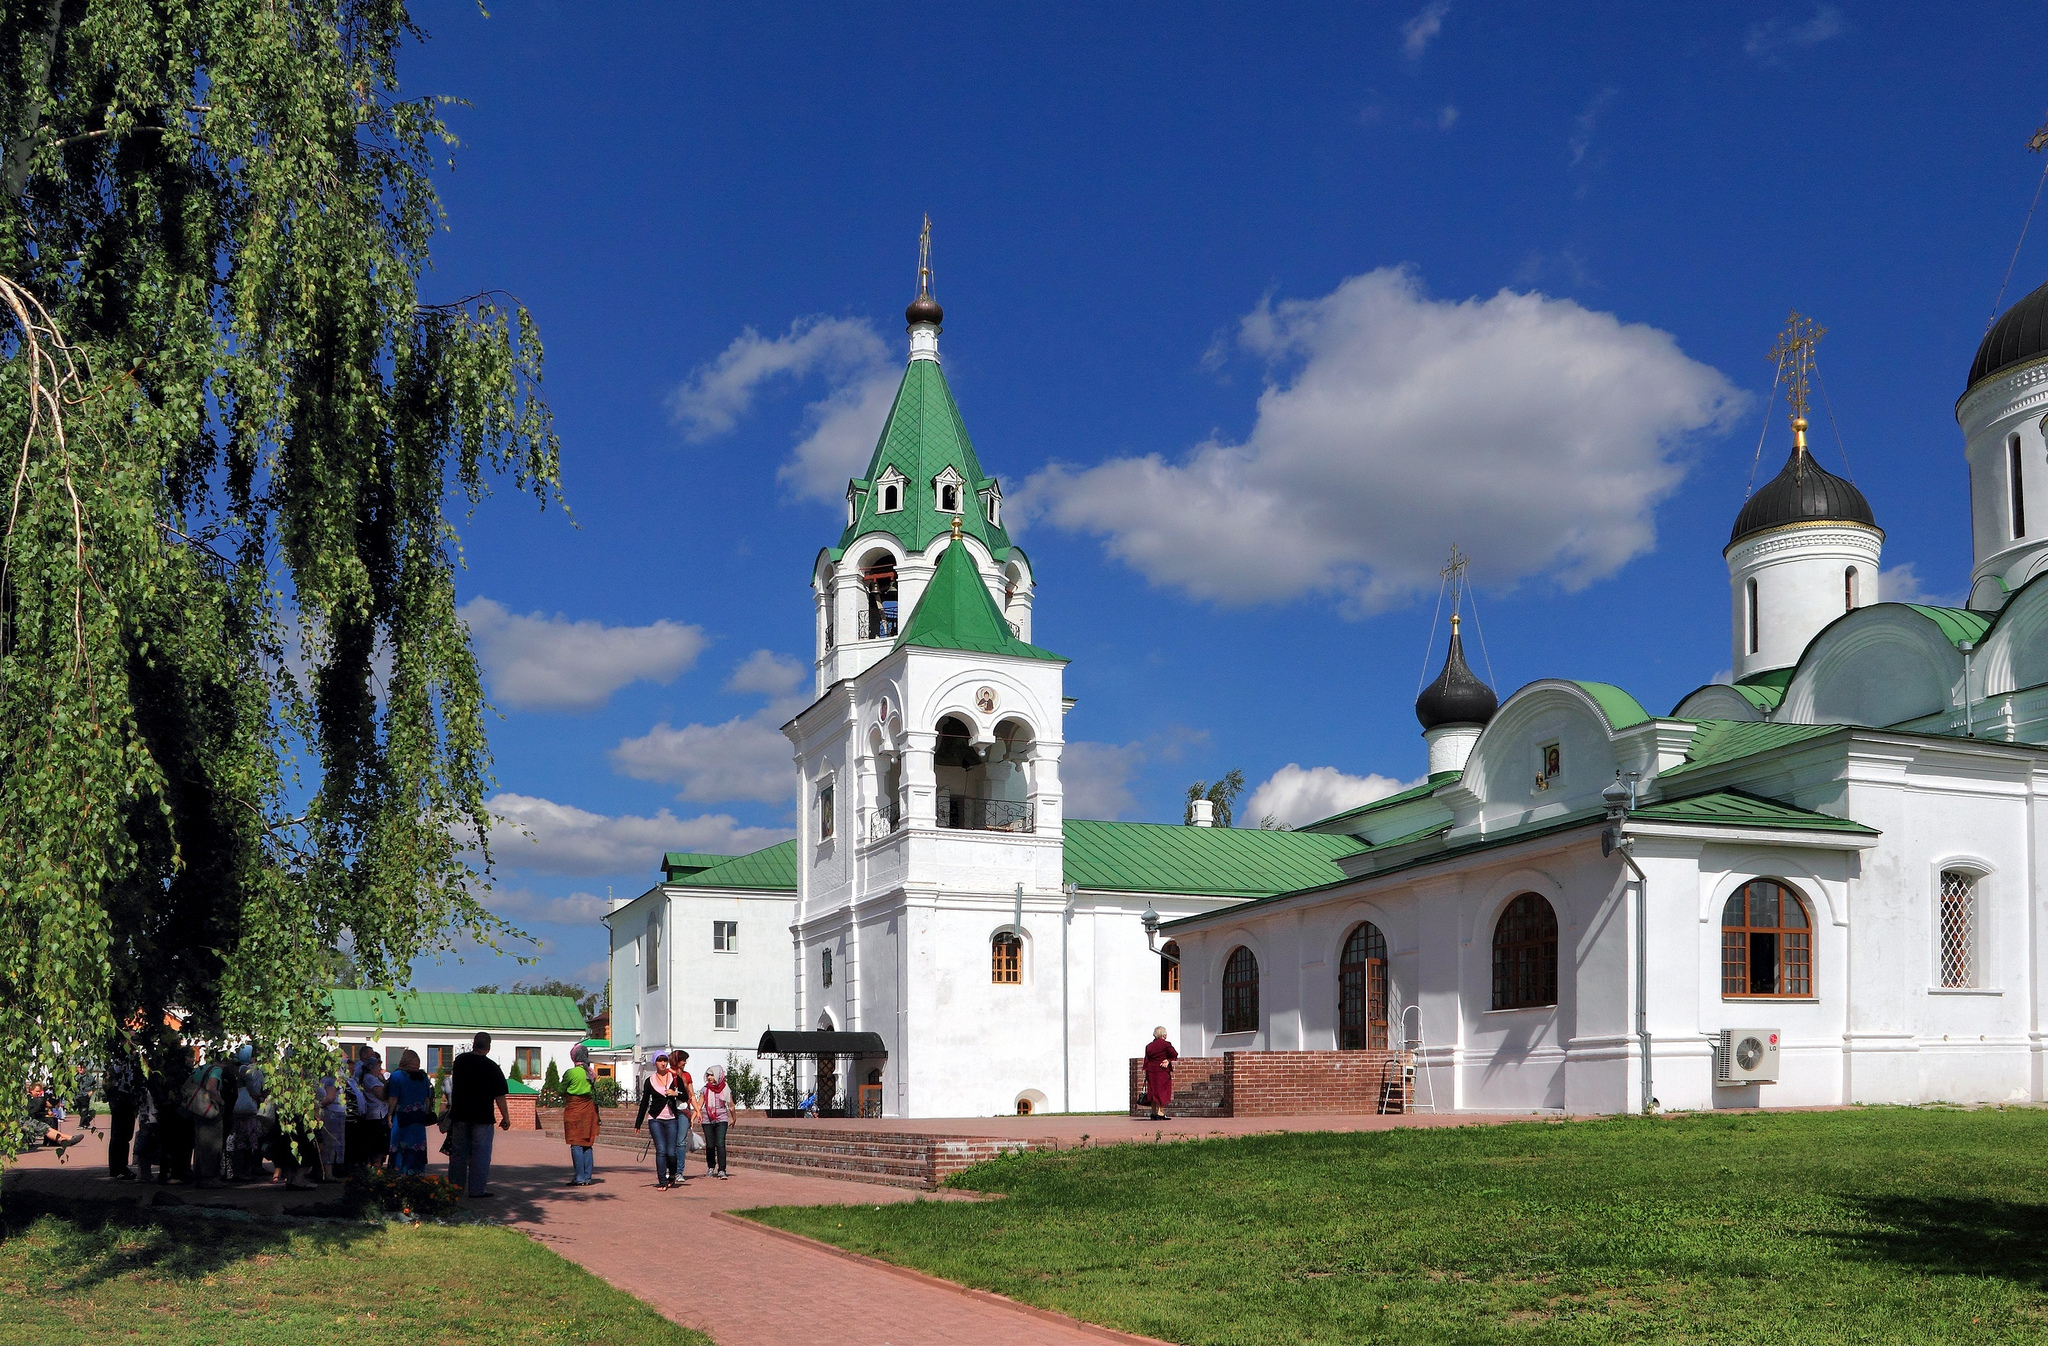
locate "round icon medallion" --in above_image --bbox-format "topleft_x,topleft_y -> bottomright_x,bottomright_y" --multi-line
975,686 -> 997,714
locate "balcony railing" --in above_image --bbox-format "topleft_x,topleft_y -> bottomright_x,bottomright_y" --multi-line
857,610 -> 899,640
940,795 -> 1034,834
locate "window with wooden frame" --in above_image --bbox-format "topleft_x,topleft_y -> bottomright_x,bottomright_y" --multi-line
1491,893 -> 1558,1010
1721,880 -> 1812,997
1160,940 -> 1180,992
1338,922 -> 1389,1049
991,932 -> 1023,985
514,1047 -> 542,1080
1221,946 -> 1260,1033
1939,870 -> 1978,989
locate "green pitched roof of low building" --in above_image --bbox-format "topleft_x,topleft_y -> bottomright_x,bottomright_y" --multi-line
326,990 -> 588,1034
1632,788 -> 1876,834
1659,720 -> 1846,779
666,839 -> 799,891
837,359 -> 1011,558
1062,820 -> 1367,897
893,539 -> 1064,662
662,852 -> 732,881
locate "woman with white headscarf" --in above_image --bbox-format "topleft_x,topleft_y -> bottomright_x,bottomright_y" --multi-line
698,1065 -> 733,1179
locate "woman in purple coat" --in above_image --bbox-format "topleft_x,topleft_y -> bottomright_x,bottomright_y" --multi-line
1143,1027 -> 1178,1121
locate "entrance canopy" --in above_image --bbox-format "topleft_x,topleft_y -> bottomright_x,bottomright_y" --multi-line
755,1029 -> 887,1057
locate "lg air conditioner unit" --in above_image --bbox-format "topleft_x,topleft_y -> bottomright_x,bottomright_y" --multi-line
1715,1028 -> 1781,1085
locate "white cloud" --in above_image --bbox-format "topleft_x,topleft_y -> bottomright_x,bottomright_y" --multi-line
1879,563 -> 1961,609
487,793 -> 790,878
1020,267 -> 1741,612
1401,0 -> 1450,59
484,887 -> 611,925
460,598 -> 706,712
609,651 -> 811,805
1569,88 -> 1618,168
726,649 -> 807,700
1061,729 -> 1206,821
1744,5 -> 1844,63
670,316 -> 898,503
1437,105 -> 1460,131
1247,765 -> 1423,829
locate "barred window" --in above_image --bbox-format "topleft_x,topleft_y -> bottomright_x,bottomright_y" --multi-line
1721,880 -> 1812,997
1338,922 -> 1389,1049
1491,894 -> 1558,1010
1940,870 -> 1977,989
1221,946 -> 1260,1033
991,932 -> 1022,985
1160,940 -> 1180,993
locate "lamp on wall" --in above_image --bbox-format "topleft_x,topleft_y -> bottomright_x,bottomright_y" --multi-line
1140,903 -> 1179,962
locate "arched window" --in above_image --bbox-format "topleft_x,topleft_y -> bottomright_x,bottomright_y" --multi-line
1844,566 -> 1858,612
1721,880 -> 1812,997
2011,433 -> 2027,539
940,483 -> 960,513
882,483 -> 900,513
1939,870 -> 1978,989
1338,922 -> 1389,1049
1221,946 -> 1260,1033
1491,894 -> 1558,1010
859,552 -> 898,640
1160,940 -> 1180,993
986,493 -> 1001,526
1745,577 -> 1759,655
991,931 -> 1022,985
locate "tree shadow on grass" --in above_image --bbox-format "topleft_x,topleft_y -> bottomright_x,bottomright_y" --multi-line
1835,1194 -> 2048,1288
0,1188 -> 382,1295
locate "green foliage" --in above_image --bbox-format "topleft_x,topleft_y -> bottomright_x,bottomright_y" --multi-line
543,1058 -> 561,1094
343,1168 -> 463,1221
591,1077 -> 624,1109
724,1051 -> 764,1109
1182,768 -> 1246,827
0,1192 -> 712,1343
0,2 -> 561,1156
471,977 -> 601,1020
507,1059 -> 523,1083
751,1107 -> 2048,1344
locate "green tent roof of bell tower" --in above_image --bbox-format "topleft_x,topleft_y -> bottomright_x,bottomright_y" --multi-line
838,359 -> 1013,558
893,536 -> 1064,662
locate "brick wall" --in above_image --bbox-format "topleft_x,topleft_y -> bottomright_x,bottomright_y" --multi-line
505,1094 -> 538,1130
927,1138 -> 1051,1184
1127,1050 -> 1406,1117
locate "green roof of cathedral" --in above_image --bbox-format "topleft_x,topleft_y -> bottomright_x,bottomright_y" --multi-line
1062,820 -> 1367,896
893,538 -> 1065,662
838,359 -> 1012,558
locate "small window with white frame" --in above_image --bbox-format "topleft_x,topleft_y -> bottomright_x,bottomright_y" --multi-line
713,920 -> 738,952
935,466 -> 964,516
714,998 -> 737,1029
876,466 -> 906,514
1939,869 -> 1980,988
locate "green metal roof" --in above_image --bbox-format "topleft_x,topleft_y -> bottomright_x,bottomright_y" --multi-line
893,538 -> 1064,662
1902,604 -> 1995,649
1632,788 -> 1876,834
668,840 -> 799,891
1659,720 -> 1846,779
662,852 -> 732,882
1062,820 -> 1367,897
837,359 -> 1011,558
1572,681 -> 1651,730
1299,772 -> 1457,831
326,990 -> 588,1034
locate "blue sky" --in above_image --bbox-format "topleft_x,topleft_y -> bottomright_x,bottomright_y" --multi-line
405,2 -> 2048,994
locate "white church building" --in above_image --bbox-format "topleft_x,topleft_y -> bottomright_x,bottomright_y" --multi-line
608,255 -> 2048,1119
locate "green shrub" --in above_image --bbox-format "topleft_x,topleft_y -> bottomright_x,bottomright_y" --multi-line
725,1052 -> 765,1109
343,1168 -> 464,1220
508,1060 -> 524,1083
592,1077 -> 625,1108
543,1059 -> 561,1093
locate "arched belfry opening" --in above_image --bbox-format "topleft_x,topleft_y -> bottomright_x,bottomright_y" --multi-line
933,714 -> 1034,833
859,550 -> 898,640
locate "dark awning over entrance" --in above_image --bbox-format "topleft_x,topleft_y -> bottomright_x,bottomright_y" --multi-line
755,1029 -> 887,1057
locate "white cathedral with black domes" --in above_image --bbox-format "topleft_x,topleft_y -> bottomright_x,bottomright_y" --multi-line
609,253 -> 2048,1119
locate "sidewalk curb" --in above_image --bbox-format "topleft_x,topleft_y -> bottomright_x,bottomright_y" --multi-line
709,1210 -> 1177,1346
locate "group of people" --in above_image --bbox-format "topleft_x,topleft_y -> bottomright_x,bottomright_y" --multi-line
613,1048 -> 732,1189
340,1032 -> 515,1197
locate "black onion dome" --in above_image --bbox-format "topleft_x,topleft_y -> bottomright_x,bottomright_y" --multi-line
1415,628 -> 1498,731
906,294 -> 944,326
1969,277 -> 2048,391
1728,446 -> 1877,546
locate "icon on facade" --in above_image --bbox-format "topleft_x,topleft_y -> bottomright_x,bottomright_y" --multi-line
975,686 -> 997,713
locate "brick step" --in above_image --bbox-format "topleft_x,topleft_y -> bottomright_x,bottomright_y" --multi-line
727,1153 -> 933,1191
725,1145 -> 932,1184
725,1135 -> 929,1162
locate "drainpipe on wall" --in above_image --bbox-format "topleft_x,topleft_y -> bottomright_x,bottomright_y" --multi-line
1062,882 -> 1077,1114
1602,771 -> 1656,1115
1960,640 -> 1976,738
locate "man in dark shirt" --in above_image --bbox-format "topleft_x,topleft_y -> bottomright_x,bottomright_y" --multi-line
445,1032 -> 510,1198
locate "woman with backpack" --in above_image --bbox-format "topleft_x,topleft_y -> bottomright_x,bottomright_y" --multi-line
179,1050 -> 228,1188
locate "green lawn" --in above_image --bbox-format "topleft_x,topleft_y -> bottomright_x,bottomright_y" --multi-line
744,1107 -> 2048,1345
0,1193 -> 710,1345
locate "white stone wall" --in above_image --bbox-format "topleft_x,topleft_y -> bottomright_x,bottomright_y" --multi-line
1958,359 -> 2048,608
1725,523 -> 1883,681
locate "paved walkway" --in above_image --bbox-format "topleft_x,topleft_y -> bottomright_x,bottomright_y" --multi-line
5,1109 -> 1568,1344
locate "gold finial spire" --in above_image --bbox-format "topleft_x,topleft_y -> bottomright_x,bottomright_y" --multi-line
917,213 -> 933,299
1768,311 -> 1827,456
950,514 -> 963,540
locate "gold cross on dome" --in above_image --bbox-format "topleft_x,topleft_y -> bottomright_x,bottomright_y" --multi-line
1768,310 -> 1827,434
1441,544 -> 1469,617
917,214 -> 933,298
